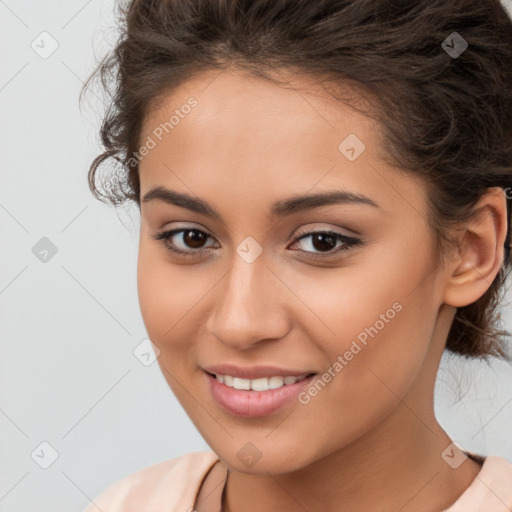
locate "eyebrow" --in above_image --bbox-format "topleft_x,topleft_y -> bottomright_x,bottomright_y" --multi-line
142,186 -> 380,220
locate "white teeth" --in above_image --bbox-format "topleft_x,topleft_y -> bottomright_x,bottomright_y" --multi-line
233,377 -> 251,390
215,373 -> 310,391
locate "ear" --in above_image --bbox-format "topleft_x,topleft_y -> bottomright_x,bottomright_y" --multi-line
443,187 -> 509,308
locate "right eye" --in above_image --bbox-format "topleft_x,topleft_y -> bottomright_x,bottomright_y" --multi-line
152,228 -> 219,258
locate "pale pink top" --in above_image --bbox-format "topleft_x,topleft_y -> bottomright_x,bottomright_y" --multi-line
82,450 -> 512,512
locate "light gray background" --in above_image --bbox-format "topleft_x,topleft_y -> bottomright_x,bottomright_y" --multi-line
1,1 -> 512,511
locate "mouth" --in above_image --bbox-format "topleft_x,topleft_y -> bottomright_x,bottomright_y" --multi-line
203,370 -> 317,418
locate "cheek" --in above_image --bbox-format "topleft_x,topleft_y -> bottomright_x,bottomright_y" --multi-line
136,237 -> 217,364
299,238 -> 436,405
136,240 -> 191,348
290,287 -> 434,457
137,243 -> 168,339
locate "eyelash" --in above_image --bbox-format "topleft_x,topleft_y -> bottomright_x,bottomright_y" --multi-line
152,227 -> 362,260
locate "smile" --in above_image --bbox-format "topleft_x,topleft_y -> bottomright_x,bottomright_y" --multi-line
204,370 -> 317,418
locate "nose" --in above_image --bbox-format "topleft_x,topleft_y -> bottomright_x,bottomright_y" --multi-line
205,254 -> 291,350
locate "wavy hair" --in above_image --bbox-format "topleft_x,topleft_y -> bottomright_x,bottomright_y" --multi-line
82,0 -> 512,360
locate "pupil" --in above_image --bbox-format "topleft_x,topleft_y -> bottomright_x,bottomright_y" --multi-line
184,230 -> 206,248
313,233 -> 336,252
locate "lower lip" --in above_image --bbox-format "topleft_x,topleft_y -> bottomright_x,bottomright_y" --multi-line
204,371 -> 317,418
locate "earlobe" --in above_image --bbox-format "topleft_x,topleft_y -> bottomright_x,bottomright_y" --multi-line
442,187 -> 508,308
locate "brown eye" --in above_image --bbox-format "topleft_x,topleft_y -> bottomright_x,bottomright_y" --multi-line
290,230 -> 362,259
309,233 -> 337,252
153,228 -> 217,257
181,229 -> 208,249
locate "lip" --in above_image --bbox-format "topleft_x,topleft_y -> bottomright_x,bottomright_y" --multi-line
204,370 -> 317,418
202,363 -> 316,380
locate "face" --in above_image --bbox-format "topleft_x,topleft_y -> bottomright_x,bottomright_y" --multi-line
136,67 -> 449,474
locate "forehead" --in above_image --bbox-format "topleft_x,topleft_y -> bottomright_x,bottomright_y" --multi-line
138,67 -> 427,219
141,67 -> 378,158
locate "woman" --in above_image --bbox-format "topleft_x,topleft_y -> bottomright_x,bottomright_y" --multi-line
82,0 -> 512,510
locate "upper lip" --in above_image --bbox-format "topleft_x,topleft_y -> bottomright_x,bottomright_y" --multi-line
202,364 -> 316,380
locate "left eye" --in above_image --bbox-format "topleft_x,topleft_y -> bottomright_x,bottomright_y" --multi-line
152,228 -> 361,259
290,230 -> 361,258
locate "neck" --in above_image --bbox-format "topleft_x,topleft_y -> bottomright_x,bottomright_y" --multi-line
223,409 -> 481,512
222,305 -> 481,512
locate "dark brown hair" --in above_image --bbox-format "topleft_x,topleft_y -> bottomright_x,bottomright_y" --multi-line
83,0 -> 512,360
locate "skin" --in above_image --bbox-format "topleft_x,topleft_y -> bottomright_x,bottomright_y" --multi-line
136,67 -> 508,512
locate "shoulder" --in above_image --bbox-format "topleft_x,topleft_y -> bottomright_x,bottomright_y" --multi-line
82,451 -> 220,512
444,454 -> 512,511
